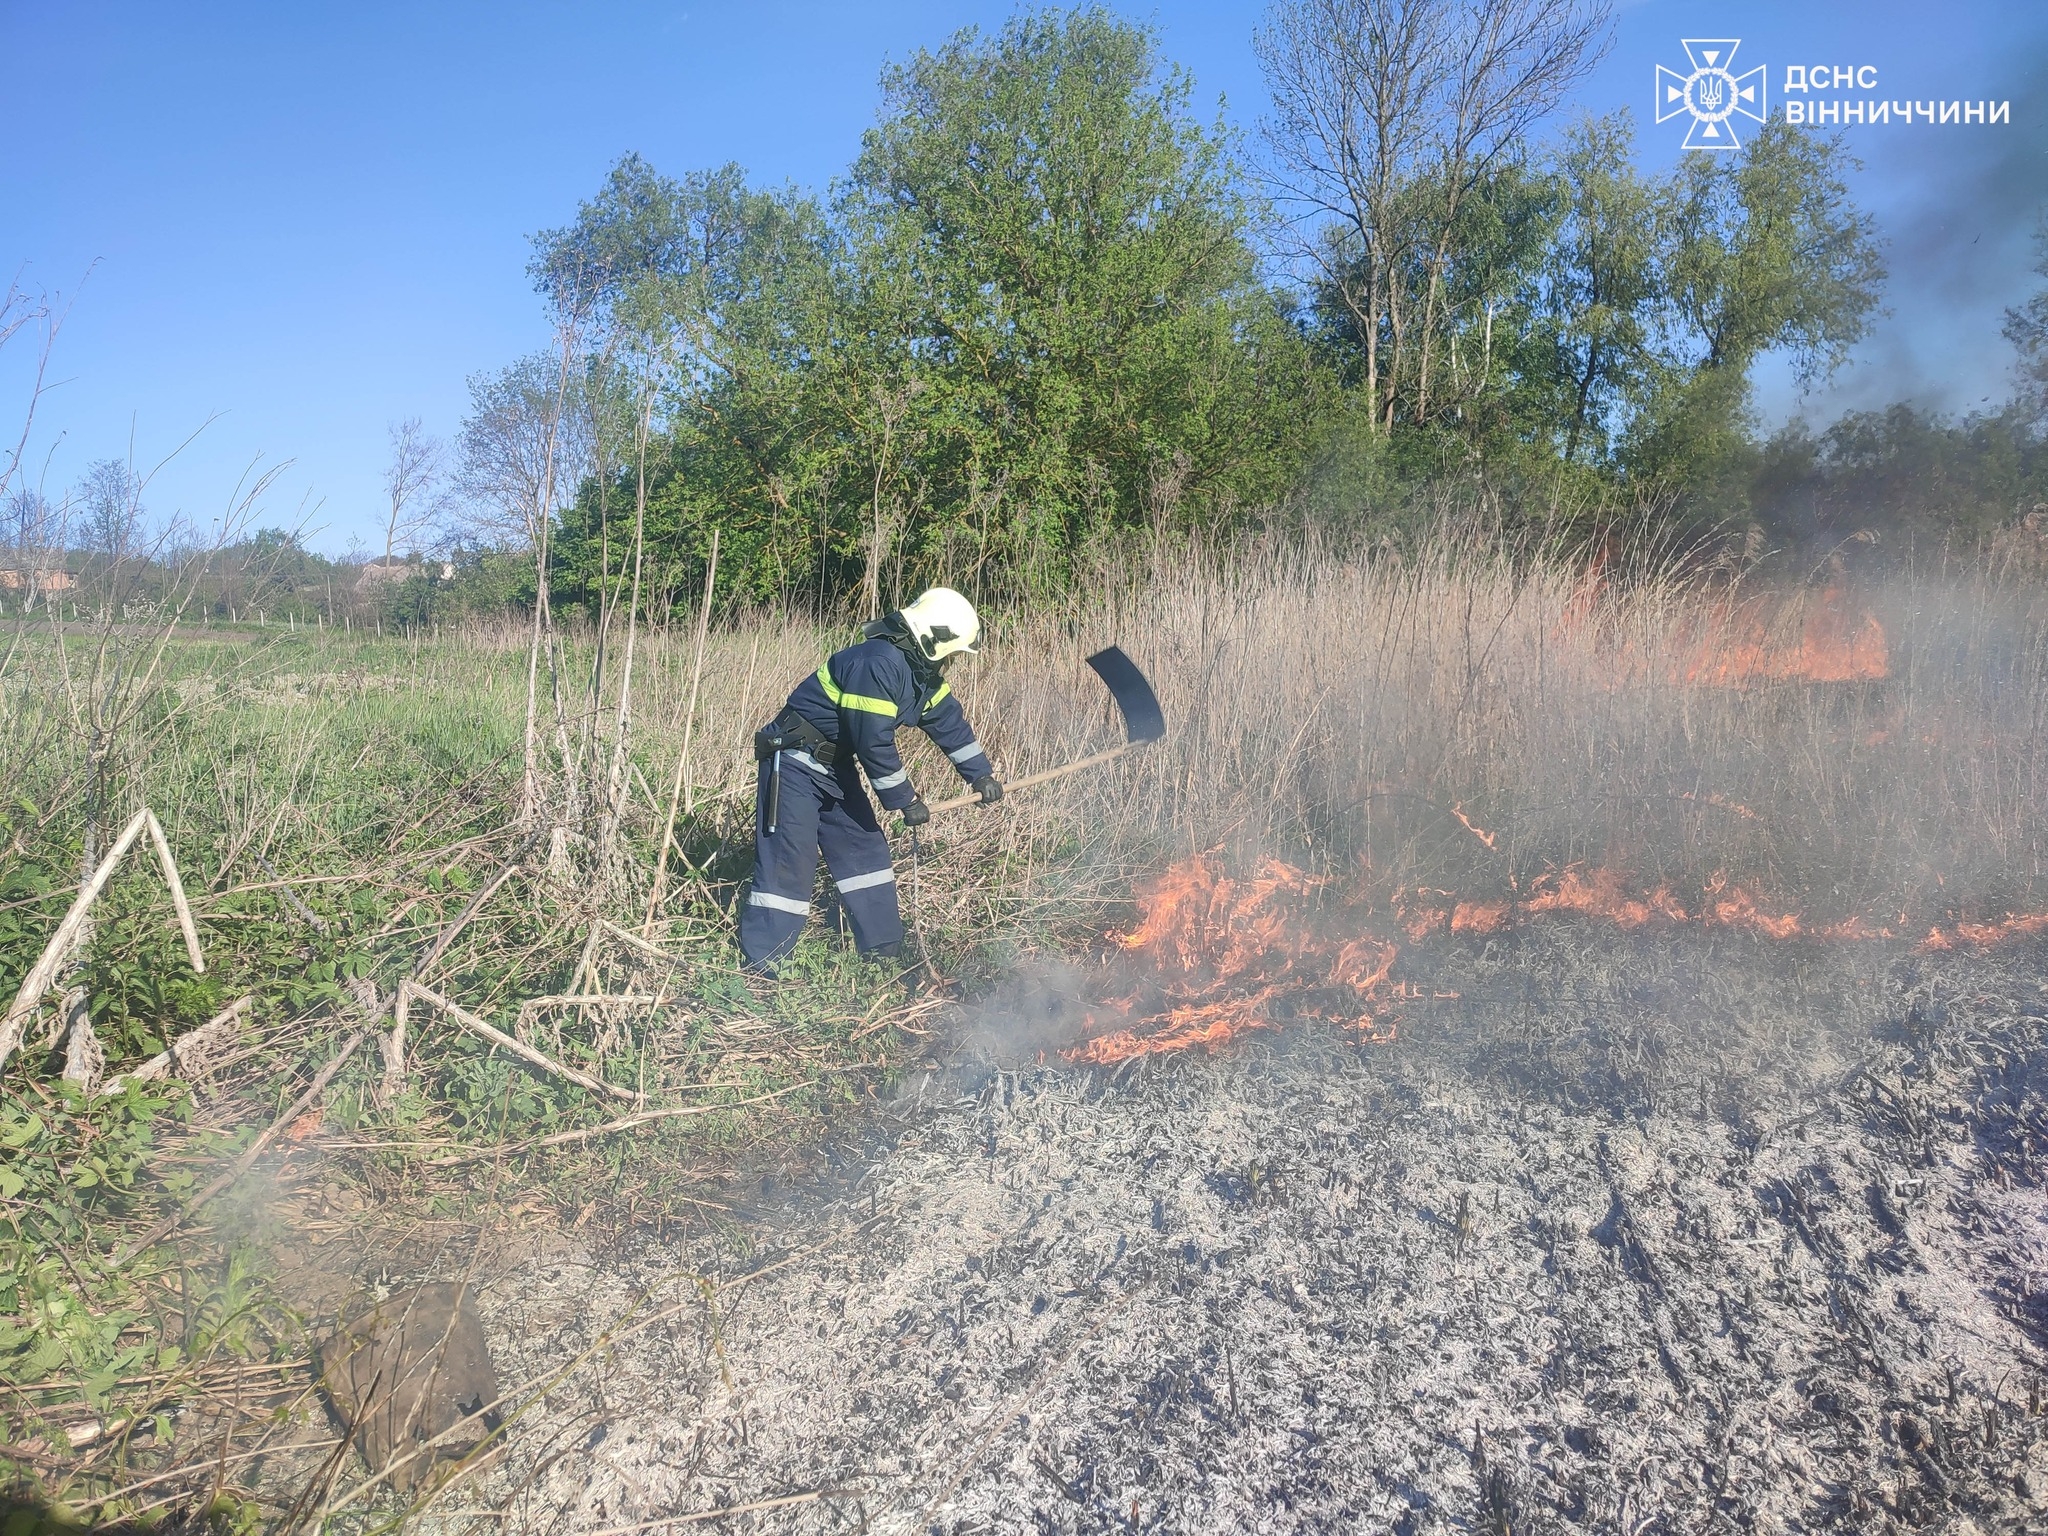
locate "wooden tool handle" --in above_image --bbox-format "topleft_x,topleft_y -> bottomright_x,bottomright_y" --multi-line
928,742 -> 1136,815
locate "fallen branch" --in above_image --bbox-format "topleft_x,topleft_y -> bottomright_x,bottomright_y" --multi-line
381,980 -> 407,1105
416,843 -> 533,977
2,809 -> 151,1073
257,853 -> 331,933
423,1081 -> 806,1166
518,993 -> 661,1012
98,996 -> 254,1097
599,919 -> 686,964
401,982 -> 641,1103
145,810 -> 206,975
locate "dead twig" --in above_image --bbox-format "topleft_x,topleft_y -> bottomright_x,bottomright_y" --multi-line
144,810 -> 206,975
401,982 -> 641,1103
112,1027 -> 371,1267
423,1081 -> 808,1166
97,995 -> 253,1096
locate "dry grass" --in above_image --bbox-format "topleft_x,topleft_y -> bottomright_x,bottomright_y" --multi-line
6,526 -> 2048,1521
880,533 -> 2048,937
214,526 -> 2044,954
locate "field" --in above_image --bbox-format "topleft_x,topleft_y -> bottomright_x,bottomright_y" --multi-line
6,533 -> 2048,1530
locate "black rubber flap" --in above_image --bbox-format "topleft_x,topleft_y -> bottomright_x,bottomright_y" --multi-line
1085,646 -> 1166,743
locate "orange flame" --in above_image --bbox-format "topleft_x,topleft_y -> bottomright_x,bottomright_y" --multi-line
1069,853 -> 2048,1066
1067,857 -> 1399,1065
1917,913 -> 2048,951
1400,867 -> 1891,943
1448,803 -> 1499,849
1677,586 -> 1888,687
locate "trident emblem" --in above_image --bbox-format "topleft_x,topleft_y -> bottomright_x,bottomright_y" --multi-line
1656,39 -> 1767,150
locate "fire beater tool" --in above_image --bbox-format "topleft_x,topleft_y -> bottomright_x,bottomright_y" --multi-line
930,645 -> 1164,815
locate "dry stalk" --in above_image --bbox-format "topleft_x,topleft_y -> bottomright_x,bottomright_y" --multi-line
400,981 -> 641,1103
96,995 -> 253,1097
646,527 -> 720,931
382,981 -> 408,1105
0,805 -> 207,1073
144,810 -> 205,973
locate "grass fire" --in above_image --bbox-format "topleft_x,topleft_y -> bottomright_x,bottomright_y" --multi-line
9,532 -> 2048,1530
9,1 -> 2048,1532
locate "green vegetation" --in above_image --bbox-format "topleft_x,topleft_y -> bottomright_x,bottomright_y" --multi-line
6,1 -> 2048,1522
501,6 -> 2040,621
0,622 -> 947,1518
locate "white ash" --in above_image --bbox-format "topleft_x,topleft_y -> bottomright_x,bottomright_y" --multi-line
425,934 -> 2048,1532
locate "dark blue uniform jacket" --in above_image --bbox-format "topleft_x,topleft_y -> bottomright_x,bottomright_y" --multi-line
781,636 -> 992,811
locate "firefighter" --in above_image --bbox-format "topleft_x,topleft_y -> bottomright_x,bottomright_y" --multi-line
739,587 -> 1002,972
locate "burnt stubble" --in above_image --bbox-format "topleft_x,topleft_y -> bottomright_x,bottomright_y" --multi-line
470,930 -> 2048,1532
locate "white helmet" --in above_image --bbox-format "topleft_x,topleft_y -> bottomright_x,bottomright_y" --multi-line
898,587 -> 980,661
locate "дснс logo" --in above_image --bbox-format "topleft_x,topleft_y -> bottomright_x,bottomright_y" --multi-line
1656,39 -> 1767,150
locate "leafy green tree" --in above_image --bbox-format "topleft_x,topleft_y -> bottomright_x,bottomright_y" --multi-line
1660,122 -> 1885,380
1537,113 -> 1659,465
535,10 -> 1316,611
1626,121 -> 1885,511
1754,404 -> 2045,549
507,6 -> 1920,583
534,156 -> 844,607
843,6 -> 1312,587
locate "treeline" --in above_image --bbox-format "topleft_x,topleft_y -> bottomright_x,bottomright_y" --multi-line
0,484 -> 515,633
451,2 -> 2046,616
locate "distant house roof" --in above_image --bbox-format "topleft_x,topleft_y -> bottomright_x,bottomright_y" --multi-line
0,568 -> 75,592
355,557 -> 416,592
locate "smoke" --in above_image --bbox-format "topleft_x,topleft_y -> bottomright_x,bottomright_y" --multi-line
1771,31 -> 2048,424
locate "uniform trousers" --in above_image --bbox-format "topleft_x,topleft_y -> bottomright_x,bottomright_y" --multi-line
738,753 -> 903,969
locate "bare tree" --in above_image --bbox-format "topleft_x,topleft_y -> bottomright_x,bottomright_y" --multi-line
453,354 -> 596,552
0,271 -> 75,517
379,416 -> 444,564
5,486 -> 57,557
77,458 -> 144,561
456,319 -> 599,827
1256,0 -> 1611,431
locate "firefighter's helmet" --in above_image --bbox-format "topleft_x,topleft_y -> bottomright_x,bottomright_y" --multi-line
898,587 -> 980,662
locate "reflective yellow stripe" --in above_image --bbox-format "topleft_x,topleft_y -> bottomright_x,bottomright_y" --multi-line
924,682 -> 951,712
816,664 -> 898,719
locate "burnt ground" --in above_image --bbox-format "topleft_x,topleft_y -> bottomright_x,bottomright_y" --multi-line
327,930 -> 2048,1532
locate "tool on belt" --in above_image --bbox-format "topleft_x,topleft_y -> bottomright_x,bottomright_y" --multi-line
753,710 -> 837,835
928,646 -> 1165,815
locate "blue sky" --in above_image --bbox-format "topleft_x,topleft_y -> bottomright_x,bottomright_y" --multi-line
4,0 -> 2044,552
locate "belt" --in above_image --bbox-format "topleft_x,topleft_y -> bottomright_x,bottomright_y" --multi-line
754,709 -> 838,765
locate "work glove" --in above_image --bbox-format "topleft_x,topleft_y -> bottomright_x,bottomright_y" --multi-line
972,774 -> 1003,806
900,796 -> 930,828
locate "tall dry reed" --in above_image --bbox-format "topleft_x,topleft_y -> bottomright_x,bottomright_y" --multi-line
868,533 -> 2048,934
